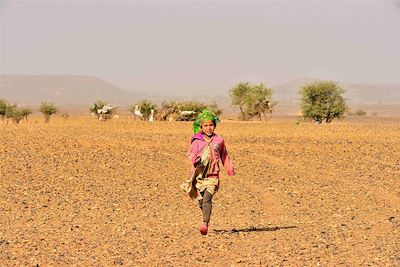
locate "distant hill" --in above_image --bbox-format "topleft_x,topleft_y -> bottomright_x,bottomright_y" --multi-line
0,75 -> 143,107
1,75 -> 399,115
273,77 -> 400,104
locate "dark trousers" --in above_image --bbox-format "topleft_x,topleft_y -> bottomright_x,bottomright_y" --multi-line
201,190 -> 213,224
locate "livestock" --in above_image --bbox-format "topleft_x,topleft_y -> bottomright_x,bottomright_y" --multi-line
134,105 -> 144,120
149,109 -> 154,122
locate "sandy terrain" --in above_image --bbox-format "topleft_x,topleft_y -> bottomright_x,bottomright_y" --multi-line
1,116 -> 399,266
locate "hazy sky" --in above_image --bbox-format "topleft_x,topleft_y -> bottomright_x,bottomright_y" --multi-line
1,0 -> 400,94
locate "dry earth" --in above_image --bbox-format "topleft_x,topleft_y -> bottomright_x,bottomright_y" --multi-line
1,116 -> 400,266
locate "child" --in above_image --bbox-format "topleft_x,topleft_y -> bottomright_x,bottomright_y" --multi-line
180,110 -> 234,235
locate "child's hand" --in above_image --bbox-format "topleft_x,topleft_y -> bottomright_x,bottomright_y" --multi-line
227,170 -> 235,176
194,157 -> 201,167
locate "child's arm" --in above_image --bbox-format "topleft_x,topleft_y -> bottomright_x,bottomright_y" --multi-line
188,140 -> 200,166
220,140 -> 235,176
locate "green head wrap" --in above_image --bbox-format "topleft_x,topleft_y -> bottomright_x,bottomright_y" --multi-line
193,109 -> 220,134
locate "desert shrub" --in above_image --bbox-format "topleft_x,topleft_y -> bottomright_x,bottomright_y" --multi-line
177,101 -> 207,121
0,99 -> 7,120
20,108 -> 32,122
0,100 -> 32,124
39,102 -> 57,123
230,82 -> 276,121
4,103 -> 17,124
9,108 -> 25,124
300,81 -> 347,123
179,101 -> 222,121
130,100 -> 157,121
371,111 -> 378,116
90,100 -> 116,120
90,100 -> 106,114
156,101 -> 180,121
355,109 -> 367,116
156,100 -> 222,121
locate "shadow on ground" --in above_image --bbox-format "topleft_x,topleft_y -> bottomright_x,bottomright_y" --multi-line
213,225 -> 297,234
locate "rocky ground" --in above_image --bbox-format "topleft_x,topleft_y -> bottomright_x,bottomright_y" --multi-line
1,116 -> 399,266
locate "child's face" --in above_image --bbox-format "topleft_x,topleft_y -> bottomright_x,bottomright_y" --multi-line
201,120 -> 215,136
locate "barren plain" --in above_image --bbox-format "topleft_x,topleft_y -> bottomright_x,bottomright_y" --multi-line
1,116 -> 400,266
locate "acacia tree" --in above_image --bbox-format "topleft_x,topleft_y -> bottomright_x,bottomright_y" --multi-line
20,108 -> 32,122
230,82 -> 276,121
300,81 -> 347,123
40,102 -> 57,123
4,104 -> 17,125
246,83 -> 276,121
10,108 -> 25,124
230,82 -> 251,120
0,100 -> 33,124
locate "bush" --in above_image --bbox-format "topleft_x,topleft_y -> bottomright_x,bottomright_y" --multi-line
0,100 -> 32,124
90,100 -> 116,120
300,81 -> 347,123
90,100 -> 106,114
39,102 -> 57,123
4,103 -> 17,124
9,108 -> 25,124
355,109 -> 367,116
131,100 -> 157,121
230,82 -> 276,121
20,108 -> 32,122
157,101 -> 179,121
176,101 -> 218,121
156,100 -> 222,121
0,99 -> 7,120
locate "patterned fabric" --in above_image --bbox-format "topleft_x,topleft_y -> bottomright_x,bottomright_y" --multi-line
192,109 -> 220,134
180,140 -> 220,207
187,133 -> 235,178
181,139 -> 219,207
182,123 -> 234,206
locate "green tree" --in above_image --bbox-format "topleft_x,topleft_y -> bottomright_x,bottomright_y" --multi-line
230,82 -> 276,121
4,103 -> 17,124
20,108 -> 32,122
300,81 -> 347,123
10,108 -> 25,124
39,102 -> 57,123
0,100 -> 32,124
230,82 -> 251,120
245,83 -> 276,121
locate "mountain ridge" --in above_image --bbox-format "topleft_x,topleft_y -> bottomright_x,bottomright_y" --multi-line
1,75 -> 400,108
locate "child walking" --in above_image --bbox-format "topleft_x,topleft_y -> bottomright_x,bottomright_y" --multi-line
180,110 -> 234,235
